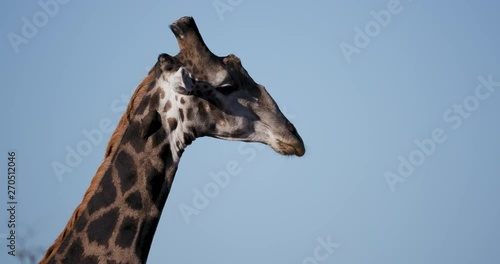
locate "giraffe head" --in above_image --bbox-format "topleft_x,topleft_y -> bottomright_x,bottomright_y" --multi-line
39,18 -> 305,264
164,16 -> 305,156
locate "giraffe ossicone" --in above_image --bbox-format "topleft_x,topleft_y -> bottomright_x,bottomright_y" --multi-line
40,16 -> 304,264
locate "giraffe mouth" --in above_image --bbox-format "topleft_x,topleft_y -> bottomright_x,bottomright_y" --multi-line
274,139 -> 305,157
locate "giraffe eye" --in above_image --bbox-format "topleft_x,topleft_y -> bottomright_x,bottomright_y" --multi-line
216,84 -> 238,95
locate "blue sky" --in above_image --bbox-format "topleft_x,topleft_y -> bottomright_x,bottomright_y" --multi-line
1,0 -> 500,263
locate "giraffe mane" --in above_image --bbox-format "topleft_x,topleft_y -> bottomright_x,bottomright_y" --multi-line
41,65 -> 160,263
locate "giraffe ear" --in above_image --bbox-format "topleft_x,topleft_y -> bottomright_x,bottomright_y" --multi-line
171,67 -> 194,95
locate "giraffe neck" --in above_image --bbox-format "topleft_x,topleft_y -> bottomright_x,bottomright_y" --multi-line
46,88 -> 195,263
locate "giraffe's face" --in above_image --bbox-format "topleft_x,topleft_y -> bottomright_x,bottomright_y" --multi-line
158,54 -> 305,156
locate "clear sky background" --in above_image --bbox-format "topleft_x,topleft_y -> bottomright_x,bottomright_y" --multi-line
1,0 -> 500,263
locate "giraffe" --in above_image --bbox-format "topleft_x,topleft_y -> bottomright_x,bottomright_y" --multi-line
40,17 -> 304,263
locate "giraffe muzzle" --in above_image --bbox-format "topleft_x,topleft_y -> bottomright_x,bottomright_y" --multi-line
273,126 -> 305,157
274,138 -> 305,157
